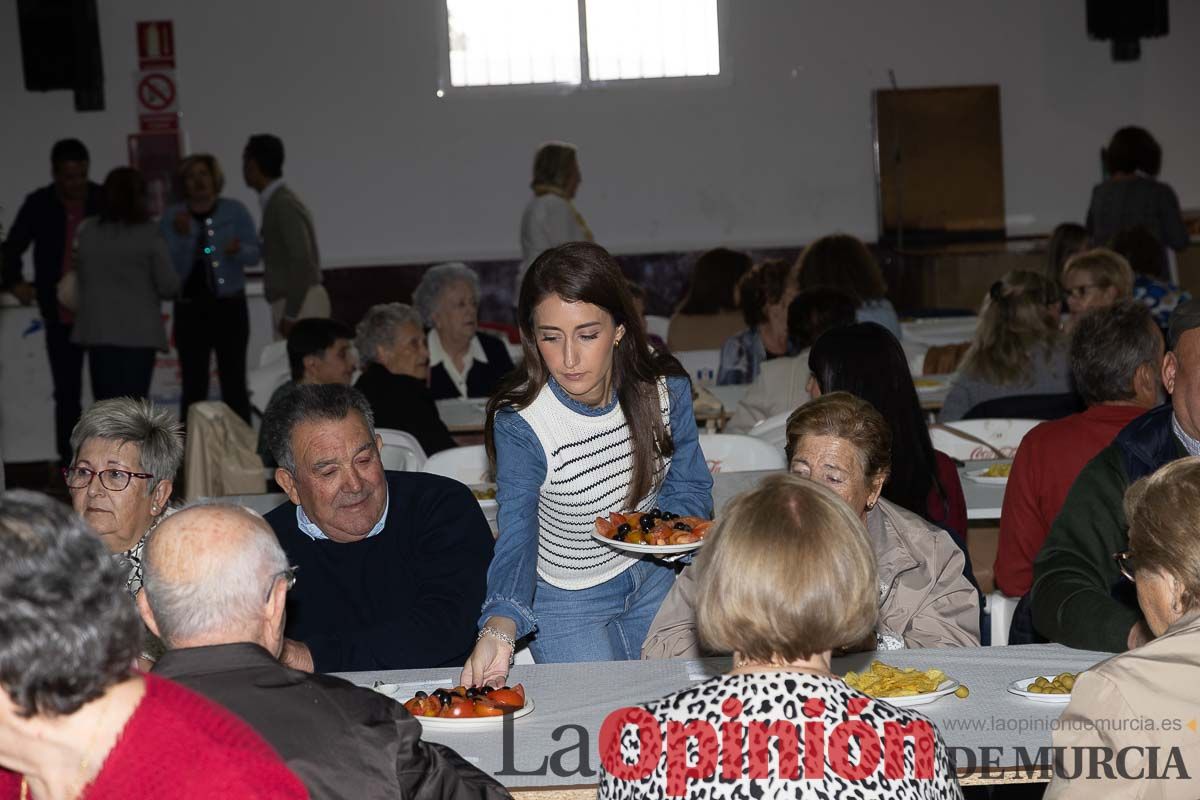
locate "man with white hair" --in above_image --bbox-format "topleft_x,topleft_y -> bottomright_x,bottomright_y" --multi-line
138,502 -> 508,799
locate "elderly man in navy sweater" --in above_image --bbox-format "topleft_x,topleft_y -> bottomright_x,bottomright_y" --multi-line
263,383 -> 494,672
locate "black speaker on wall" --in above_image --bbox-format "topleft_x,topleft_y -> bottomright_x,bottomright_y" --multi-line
1087,0 -> 1169,61
17,0 -> 105,111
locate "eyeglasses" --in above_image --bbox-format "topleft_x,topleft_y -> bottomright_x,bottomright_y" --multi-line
1064,284 -> 1100,300
1113,550 -> 1138,582
63,466 -> 154,492
264,566 -> 298,604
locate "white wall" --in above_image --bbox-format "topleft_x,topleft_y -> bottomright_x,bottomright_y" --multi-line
2,1 -> 1198,267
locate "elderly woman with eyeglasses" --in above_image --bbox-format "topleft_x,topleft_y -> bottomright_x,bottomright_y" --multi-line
64,397 -> 183,597
412,262 -> 515,400
1046,456 -> 1200,799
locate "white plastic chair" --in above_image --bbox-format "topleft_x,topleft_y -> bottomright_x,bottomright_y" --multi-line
377,428 -> 427,472
929,418 -> 1040,461
698,433 -> 787,474
644,315 -> 670,343
257,339 -> 287,368
423,445 -> 496,532
674,349 -> 721,385
746,410 -> 791,451
986,591 -> 1020,647
422,445 -> 490,485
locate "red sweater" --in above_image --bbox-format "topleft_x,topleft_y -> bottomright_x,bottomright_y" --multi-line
928,450 -> 968,540
995,404 -> 1147,597
0,673 -> 308,799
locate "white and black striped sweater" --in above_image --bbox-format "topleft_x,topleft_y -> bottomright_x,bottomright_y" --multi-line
517,379 -> 672,590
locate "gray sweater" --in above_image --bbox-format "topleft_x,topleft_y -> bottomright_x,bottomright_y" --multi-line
938,340 -> 1071,422
72,220 -> 179,349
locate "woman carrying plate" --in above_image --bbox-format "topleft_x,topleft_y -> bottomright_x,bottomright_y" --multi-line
643,392 -> 979,658
460,243 -> 711,687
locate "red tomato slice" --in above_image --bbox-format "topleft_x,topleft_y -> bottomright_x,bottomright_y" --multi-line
595,517 -> 615,538
403,697 -> 425,716
609,512 -> 628,527
472,697 -> 507,716
488,685 -> 525,710
442,696 -> 475,718
690,521 -> 713,538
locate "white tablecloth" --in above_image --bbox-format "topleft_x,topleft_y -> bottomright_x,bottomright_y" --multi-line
335,644 -> 1109,789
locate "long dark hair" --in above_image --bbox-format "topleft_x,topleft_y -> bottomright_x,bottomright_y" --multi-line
677,248 -> 751,315
808,323 -> 946,522
486,243 -> 688,508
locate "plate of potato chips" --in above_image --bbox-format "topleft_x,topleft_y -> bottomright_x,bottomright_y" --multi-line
1008,673 -> 1076,703
843,661 -> 965,707
965,462 -> 1012,485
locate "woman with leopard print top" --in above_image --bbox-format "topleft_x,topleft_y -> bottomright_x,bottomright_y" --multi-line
599,474 -> 961,799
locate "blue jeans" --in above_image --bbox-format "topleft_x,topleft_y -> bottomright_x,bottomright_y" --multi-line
528,558 -> 677,663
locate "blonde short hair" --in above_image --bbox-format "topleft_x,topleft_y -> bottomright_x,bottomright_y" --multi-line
178,153 -> 226,195
1062,248 -> 1135,298
1124,456 -> 1200,612
697,473 -> 878,661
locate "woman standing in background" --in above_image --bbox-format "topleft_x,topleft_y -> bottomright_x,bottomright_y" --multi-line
160,154 -> 260,423
516,142 -> 593,299
73,167 -> 179,401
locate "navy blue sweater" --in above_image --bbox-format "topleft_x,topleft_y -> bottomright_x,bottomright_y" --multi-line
266,471 -> 494,672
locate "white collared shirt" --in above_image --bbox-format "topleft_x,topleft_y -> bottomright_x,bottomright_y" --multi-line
428,329 -> 488,399
295,491 -> 390,541
258,178 -> 286,212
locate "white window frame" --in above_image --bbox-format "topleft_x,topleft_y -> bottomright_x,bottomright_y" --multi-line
435,0 -> 730,96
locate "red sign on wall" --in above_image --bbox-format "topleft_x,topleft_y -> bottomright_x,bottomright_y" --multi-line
137,21 -> 175,69
135,21 -> 180,132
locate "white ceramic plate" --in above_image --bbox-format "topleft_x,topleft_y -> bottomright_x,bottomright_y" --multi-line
590,530 -> 705,555
872,679 -> 960,707
417,699 -> 536,731
965,467 -> 1009,485
1008,677 -> 1072,704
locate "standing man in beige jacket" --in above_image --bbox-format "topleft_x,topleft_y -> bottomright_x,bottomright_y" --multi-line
243,134 -> 329,339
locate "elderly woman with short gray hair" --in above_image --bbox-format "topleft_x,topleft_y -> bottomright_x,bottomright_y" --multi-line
65,397 -> 184,597
412,262 -> 514,400
353,302 -> 456,455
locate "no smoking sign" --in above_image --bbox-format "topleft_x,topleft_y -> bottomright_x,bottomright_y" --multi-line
137,71 -> 177,114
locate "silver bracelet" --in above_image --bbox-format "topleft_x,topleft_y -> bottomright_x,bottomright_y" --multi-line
477,626 -> 517,667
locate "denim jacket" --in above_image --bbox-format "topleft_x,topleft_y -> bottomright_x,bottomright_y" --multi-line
479,375 -> 713,639
159,197 -> 260,298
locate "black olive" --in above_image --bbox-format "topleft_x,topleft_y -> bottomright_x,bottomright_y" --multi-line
614,530 -> 627,541
481,686 -> 494,695
466,688 -> 480,698
415,691 -> 427,699
639,516 -> 655,530
617,522 -> 632,534
673,522 -> 692,531
661,511 -> 677,521
650,508 -> 662,517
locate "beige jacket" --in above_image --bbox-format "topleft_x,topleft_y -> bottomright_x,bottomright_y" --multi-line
641,497 -> 980,658
1045,612 -> 1200,800
725,350 -> 811,434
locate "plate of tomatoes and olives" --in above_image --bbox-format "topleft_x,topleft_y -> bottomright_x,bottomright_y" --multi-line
377,684 -> 533,730
592,508 -> 713,554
